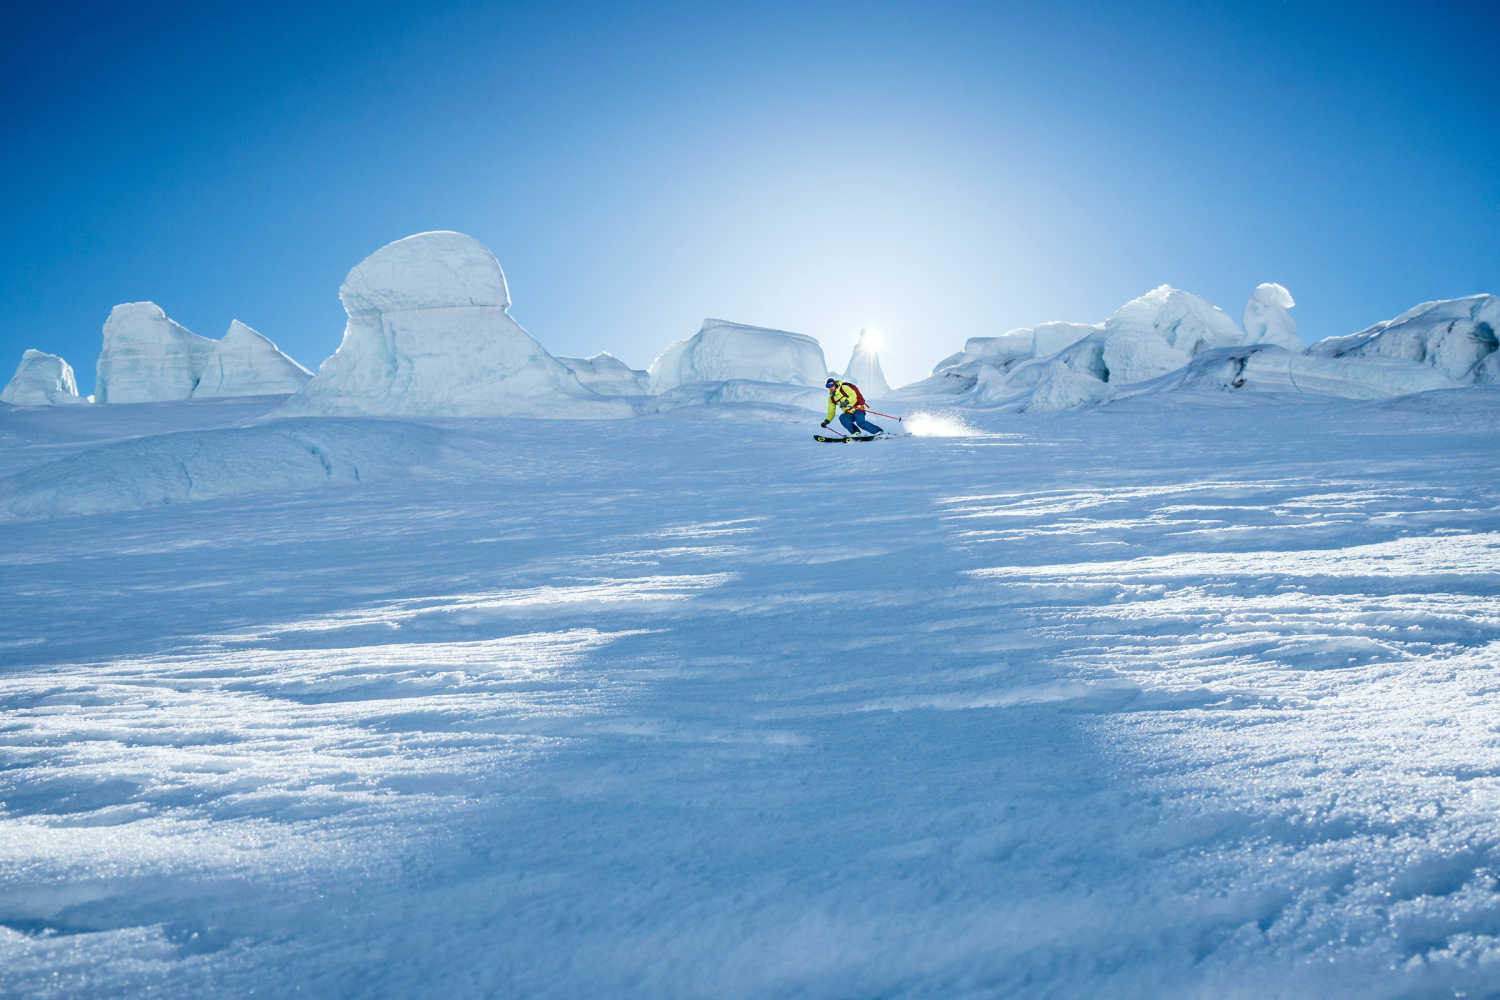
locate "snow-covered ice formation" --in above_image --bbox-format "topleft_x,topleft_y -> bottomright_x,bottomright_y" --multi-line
94,304 -> 310,403
648,319 -> 828,395
194,320 -> 313,397
1309,294 -> 1499,383
1,349 -> 84,405
280,232 -> 632,419
1243,282 -> 1303,351
558,352 -> 649,396
1120,344 -> 1462,401
842,329 -> 890,395
95,302 -> 218,404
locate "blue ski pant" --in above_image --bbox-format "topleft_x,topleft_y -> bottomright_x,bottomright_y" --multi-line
839,411 -> 884,435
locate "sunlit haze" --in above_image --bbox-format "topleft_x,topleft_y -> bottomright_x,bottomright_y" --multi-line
2,0 -> 1495,393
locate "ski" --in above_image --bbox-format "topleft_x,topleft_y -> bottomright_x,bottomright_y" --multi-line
814,434 -> 881,443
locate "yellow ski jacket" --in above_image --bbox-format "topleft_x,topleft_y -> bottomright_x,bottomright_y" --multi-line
826,381 -> 866,421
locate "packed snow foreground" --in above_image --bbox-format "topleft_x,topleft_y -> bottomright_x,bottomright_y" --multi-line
3,387 -> 1500,999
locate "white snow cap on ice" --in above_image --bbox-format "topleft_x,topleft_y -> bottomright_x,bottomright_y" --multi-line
558,353 -> 649,396
193,320 -> 313,398
648,319 -> 828,394
340,230 -> 510,313
1308,294 -> 1499,383
280,231 -> 632,419
1243,283 -> 1303,352
2,349 -> 84,405
95,302 -> 218,404
843,329 -> 890,394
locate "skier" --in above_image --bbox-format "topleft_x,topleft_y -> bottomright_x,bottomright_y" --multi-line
822,377 -> 884,437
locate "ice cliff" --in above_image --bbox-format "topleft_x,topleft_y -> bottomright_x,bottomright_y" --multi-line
95,303 -> 218,404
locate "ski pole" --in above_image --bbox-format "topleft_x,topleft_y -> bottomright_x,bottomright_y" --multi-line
863,409 -> 902,422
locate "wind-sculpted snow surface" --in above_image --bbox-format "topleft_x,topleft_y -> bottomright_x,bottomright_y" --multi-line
1,350 -> 83,405
648,319 -> 828,394
4,393 -> 1500,998
0,417 -> 443,521
281,232 -> 632,419
1310,294 -> 1500,383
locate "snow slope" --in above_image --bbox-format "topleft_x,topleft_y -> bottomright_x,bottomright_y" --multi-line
1,349 -> 83,405
279,232 -> 632,419
3,392 -> 1500,998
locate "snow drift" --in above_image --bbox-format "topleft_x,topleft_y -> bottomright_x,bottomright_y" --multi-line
0,418 -> 444,521
648,319 -> 828,395
2,350 -> 83,405
280,232 -> 632,419
1309,294 -> 1499,383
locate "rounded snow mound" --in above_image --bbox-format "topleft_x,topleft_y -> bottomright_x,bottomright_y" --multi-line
0,419 -> 444,521
340,231 -> 511,314
648,319 -> 828,394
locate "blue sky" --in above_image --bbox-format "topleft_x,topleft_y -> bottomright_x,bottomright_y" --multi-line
2,0 -> 1496,392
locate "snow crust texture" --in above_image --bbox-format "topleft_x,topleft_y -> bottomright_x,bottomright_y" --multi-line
1,350 -> 82,405
648,319 -> 828,394
4,393 -> 1500,998
280,232 -> 632,419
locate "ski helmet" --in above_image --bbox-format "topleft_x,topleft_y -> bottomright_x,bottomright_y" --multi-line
825,377 -> 837,388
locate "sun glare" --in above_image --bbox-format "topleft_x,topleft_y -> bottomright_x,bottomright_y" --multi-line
862,328 -> 884,351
